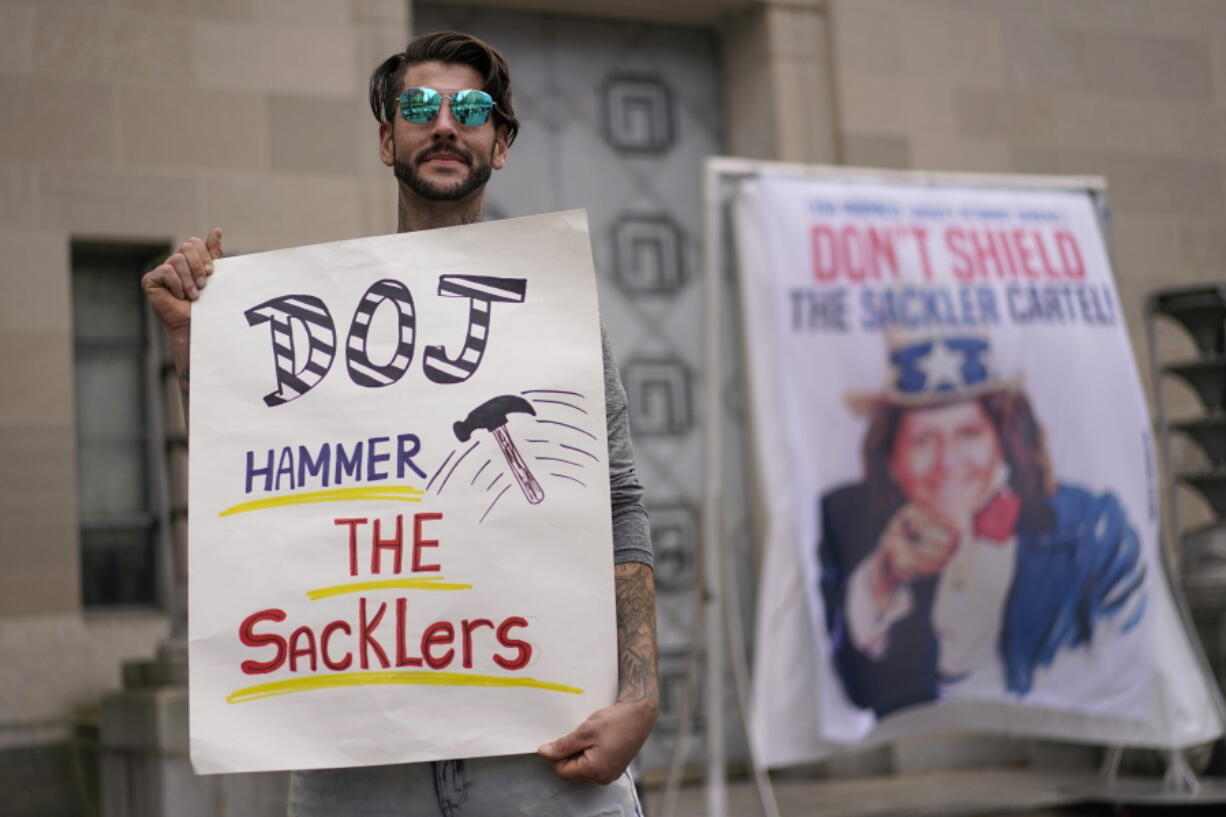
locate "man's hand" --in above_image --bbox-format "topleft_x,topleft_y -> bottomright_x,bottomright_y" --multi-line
539,561 -> 658,784
538,698 -> 656,785
140,228 -> 224,427
142,228 -> 224,335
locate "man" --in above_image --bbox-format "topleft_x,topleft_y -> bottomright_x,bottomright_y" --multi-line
819,332 -> 1146,717
142,31 -> 656,816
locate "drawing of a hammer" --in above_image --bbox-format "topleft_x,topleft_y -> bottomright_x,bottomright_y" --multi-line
454,395 -> 545,505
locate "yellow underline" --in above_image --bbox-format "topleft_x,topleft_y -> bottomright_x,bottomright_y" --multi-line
219,485 -> 424,517
227,670 -> 583,703
306,576 -> 472,600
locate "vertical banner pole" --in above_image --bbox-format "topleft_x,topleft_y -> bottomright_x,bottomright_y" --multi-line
702,160 -> 728,817
1143,299 -> 1182,570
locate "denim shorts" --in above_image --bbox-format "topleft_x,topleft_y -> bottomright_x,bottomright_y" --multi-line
288,754 -> 643,817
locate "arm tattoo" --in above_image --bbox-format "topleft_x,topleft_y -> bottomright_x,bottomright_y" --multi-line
614,562 -> 659,706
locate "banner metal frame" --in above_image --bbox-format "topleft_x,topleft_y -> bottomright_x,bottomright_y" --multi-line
700,156 -> 1226,814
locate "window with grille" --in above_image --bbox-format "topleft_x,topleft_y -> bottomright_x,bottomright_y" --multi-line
72,241 -> 169,607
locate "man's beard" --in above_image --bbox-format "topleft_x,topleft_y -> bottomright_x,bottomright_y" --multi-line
394,143 -> 493,202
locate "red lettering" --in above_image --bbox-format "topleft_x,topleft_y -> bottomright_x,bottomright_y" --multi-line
867,227 -> 899,280
335,517 -> 367,576
288,625 -> 318,672
971,229 -> 1005,279
946,228 -> 973,282
412,512 -> 443,572
840,225 -> 865,281
395,597 -> 423,667
372,515 -> 403,574
359,597 -> 390,669
1012,229 -> 1040,278
460,618 -> 495,669
421,621 -> 455,670
1055,230 -> 1085,279
993,230 -> 1021,279
909,226 -> 933,282
320,620 -> 353,671
1033,229 -> 1060,278
494,617 -> 532,671
811,225 -> 838,281
239,609 -> 287,675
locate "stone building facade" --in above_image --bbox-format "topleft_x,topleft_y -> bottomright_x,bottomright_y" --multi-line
3,0 -> 1225,813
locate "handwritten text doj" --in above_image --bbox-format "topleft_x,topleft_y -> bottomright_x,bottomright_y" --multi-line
245,275 -> 527,407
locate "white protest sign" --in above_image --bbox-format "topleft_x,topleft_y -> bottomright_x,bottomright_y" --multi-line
188,210 -> 617,774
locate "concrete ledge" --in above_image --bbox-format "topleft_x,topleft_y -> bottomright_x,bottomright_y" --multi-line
644,767 -> 1100,817
0,742 -> 90,817
100,686 -> 187,755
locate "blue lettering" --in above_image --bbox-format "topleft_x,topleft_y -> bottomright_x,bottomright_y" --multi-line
298,443 -> 331,488
397,434 -> 427,479
335,442 -> 364,485
366,436 -> 390,481
245,449 -> 274,494
242,433 -> 427,495
275,447 -> 296,491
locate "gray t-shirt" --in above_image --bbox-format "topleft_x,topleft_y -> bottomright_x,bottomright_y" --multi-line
601,326 -> 652,567
287,327 -> 652,813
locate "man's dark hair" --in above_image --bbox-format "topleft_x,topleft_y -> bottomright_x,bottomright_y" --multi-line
861,390 -> 1055,532
369,30 -> 520,146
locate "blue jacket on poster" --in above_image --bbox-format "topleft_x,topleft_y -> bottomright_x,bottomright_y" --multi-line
818,483 -> 1147,718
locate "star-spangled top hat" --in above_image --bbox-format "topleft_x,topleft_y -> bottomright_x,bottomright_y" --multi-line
845,329 -> 1021,415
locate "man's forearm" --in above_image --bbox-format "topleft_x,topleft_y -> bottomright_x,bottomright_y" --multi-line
614,562 -> 659,707
169,331 -> 190,430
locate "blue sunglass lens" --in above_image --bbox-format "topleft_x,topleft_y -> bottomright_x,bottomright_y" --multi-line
399,88 -> 440,123
450,90 -> 494,126
398,88 -> 493,126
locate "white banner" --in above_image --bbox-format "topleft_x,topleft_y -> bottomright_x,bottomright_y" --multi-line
737,174 -> 1224,768
188,211 -> 617,774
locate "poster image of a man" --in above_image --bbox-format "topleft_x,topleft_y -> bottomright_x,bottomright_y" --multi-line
818,332 -> 1148,718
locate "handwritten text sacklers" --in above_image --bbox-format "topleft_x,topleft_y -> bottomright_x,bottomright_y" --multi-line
236,513 -> 534,678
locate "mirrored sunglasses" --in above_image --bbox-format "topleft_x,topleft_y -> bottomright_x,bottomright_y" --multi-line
398,87 -> 495,126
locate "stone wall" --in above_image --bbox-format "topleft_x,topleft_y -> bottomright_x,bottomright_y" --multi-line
4,0 -> 1226,807
0,2 -> 410,812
